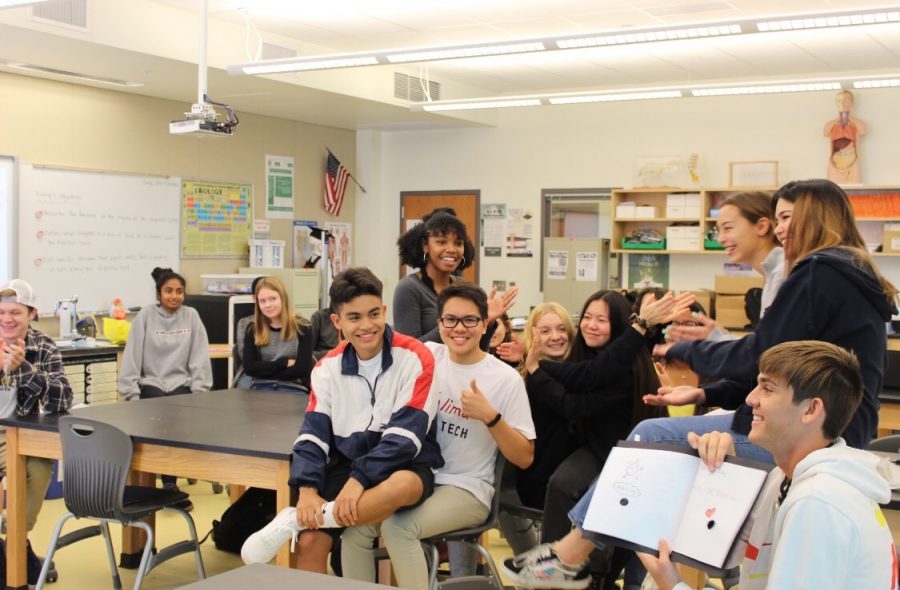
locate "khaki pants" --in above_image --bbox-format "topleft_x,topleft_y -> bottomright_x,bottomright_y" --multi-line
342,485 -> 490,590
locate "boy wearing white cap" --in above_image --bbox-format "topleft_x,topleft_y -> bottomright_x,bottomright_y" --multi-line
0,278 -> 74,582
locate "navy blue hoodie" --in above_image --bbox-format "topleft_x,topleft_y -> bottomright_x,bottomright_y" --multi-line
669,248 -> 894,449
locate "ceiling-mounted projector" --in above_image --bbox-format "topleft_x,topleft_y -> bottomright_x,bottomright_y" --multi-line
169,0 -> 237,137
170,95 -> 238,137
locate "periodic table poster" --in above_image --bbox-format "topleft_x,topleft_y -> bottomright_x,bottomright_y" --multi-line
181,180 -> 253,257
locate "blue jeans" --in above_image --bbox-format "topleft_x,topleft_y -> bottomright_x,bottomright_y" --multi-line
569,411 -> 773,531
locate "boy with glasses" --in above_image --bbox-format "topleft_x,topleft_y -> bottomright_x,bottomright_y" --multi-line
342,281 -> 535,590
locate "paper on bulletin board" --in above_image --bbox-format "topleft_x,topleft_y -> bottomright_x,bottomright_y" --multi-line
266,155 -> 294,219
325,222 -> 352,276
629,254 -> 669,289
253,219 -> 270,239
575,251 -> 598,282
547,250 -> 568,280
506,208 -> 534,257
181,180 -> 252,258
292,219 -> 318,268
481,203 -> 505,257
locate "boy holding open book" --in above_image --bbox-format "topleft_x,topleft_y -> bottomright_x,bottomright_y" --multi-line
504,341 -> 897,590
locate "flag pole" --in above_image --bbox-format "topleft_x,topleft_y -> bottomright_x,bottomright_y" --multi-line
326,147 -> 368,194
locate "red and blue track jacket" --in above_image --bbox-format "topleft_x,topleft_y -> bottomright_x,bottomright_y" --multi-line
289,325 -> 444,492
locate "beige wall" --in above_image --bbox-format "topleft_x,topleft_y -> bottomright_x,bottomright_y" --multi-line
0,71 -> 355,296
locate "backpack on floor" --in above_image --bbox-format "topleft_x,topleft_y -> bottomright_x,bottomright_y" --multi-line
212,487 -> 276,554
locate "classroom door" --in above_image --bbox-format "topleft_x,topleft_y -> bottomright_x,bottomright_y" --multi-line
400,191 -> 480,283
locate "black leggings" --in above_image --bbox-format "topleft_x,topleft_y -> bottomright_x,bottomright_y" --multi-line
139,384 -> 191,487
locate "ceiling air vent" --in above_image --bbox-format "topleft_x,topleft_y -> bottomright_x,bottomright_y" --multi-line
394,72 -> 440,102
30,0 -> 88,31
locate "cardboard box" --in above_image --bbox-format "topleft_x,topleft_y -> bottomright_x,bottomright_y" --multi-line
668,238 -> 701,251
683,193 -> 702,207
666,193 -> 686,207
884,229 -> 900,253
635,206 -> 658,218
666,205 -> 686,218
684,289 -> 714,317
616,203 -> 636,219
715,274 -> 764,294
667,225 -> 701,239
715,294 -> 750,328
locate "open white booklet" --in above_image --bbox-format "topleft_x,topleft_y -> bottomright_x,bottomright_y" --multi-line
582,441 -> 771,571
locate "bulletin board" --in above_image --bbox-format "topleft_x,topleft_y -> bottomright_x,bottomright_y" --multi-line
181,180 -> 253,258
17,163 -> 181,313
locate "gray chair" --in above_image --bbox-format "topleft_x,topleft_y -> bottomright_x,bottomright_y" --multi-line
372,456 -> 506,590
868,434 -> 900,454
35,416 -> 205,590
422,455 -> 507,590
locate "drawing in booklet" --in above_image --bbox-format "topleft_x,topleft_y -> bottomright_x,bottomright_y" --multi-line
581,440 -> 770,573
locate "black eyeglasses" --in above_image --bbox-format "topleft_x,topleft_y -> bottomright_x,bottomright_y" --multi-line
438,316 -> 482,328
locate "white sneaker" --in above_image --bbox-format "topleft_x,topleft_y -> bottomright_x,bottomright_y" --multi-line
500,544 -> 590,590
241,507 -> 304,564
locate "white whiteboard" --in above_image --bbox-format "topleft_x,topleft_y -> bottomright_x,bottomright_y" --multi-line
18,164 -> 181,313
0,156 -> 14,283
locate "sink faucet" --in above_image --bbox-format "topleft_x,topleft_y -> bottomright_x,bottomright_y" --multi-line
54,295 -> 79,339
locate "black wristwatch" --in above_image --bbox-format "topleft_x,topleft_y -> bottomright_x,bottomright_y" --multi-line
629,313 -> 651,331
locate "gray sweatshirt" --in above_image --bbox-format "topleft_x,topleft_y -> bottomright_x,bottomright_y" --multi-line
117,304 -> 213,400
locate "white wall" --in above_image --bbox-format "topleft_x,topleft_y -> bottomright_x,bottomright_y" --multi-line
357,88 -> 900,317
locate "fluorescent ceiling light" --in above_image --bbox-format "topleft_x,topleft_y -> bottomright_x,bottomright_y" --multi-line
853,78 -> 900,88
421,99 -> 542,112
549,90 -> 683,104
230,5 -> 900,76
416,75 -> 900,112
0,60 -> 143,87
692,82 -> 841,96
557,24 -> 742,49
757,10 -> 900,32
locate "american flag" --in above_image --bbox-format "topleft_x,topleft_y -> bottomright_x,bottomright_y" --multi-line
323,151 -> 350,216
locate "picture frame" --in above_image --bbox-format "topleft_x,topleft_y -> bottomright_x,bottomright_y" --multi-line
728,161 -> 779,188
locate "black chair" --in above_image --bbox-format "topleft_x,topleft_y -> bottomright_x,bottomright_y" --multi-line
35,416 -> 205,590
497,459 -> 543,554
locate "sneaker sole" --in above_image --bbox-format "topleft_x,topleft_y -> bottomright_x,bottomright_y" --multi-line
500,561 -> 591,590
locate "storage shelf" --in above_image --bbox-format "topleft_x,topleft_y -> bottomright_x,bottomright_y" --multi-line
613,249 -> 723,255
614,217 -> 699,223
612,186 -> 900,260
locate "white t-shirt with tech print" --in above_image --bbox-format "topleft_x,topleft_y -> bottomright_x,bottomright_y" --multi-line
425,342 -> 535,508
